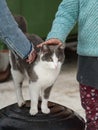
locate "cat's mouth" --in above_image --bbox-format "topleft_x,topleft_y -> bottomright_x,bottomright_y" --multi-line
54,64 -> 58,69
51,62 -> 61,70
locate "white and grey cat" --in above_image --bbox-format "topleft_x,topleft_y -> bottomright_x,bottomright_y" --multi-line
9,34 -> 65,115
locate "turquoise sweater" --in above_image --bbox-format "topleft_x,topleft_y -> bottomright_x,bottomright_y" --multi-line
47,0 -> 98,57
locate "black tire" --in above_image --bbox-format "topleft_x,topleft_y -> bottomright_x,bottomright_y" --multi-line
0,100 -> 85,130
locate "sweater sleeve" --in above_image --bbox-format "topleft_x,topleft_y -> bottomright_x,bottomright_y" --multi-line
46,0 -> 79,42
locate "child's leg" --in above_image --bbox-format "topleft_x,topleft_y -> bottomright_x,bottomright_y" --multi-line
80,84 -> 98,130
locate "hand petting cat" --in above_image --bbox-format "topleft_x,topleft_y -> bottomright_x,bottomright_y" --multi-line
37,38 -> 63,47
26,49 -> 37,64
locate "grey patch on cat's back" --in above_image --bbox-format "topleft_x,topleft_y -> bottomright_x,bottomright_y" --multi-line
44,86 -> 52,99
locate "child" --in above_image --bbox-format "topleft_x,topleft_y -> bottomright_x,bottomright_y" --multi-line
38,0 -> 98,129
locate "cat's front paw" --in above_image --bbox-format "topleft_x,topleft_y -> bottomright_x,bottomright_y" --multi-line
18,100 -> 25,107
42,108 -> 50,114
30,108 -> 38,116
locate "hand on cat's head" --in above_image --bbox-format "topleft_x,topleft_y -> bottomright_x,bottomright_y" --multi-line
37,38 -> 63,48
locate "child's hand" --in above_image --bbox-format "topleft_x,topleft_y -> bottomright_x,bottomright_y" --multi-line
37,38 -> 63,47
26,49 -> 37,64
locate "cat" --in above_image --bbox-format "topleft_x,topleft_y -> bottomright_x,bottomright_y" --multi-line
9,34 -> 65,115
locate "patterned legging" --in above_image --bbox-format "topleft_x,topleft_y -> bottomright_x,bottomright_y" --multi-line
80,84 -> 98,130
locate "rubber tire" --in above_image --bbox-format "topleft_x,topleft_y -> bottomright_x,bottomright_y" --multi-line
0,100 -> 85,130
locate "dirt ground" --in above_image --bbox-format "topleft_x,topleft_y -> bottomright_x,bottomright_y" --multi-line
0,60 -> 85,120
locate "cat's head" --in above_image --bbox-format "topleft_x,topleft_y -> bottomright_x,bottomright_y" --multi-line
39,44 -> 65,69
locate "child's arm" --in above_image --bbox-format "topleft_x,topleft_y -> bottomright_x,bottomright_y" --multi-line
47,0 -> 79,43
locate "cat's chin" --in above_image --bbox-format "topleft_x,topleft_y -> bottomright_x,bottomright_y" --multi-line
49,63 -> 62,70
50,65 -> 61,70
51,67 -> 58,70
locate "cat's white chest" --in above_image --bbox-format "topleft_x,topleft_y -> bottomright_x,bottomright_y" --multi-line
33,61 -> 61,88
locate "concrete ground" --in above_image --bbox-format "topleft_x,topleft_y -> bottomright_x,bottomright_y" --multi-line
0,60 -> 85,120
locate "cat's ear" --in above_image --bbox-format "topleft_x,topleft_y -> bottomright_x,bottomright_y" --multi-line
58,44 -> 65,50
41,44 -> 50,53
